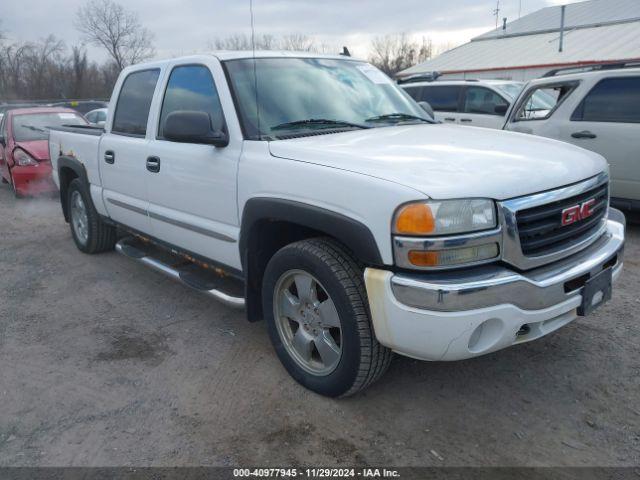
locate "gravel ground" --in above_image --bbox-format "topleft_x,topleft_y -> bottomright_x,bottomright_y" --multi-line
0,184 -> 638,467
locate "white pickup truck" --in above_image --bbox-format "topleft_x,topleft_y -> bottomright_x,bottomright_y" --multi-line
49,52 -> 625,397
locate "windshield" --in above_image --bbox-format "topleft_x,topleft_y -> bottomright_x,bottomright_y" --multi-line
492,82 -> 524,101
12,112 -> 87,142
224,57 -> 431,139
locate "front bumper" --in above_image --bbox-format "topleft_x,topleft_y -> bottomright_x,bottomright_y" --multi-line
11,162 -> 56,196
364,208 -> 625,361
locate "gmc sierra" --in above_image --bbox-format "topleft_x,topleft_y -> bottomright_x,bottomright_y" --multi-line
49,52 -> 625,397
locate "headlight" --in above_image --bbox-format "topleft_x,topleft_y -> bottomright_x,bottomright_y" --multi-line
14,148 -> 38,166
393,199 -> 500,269
393,199 -> 496,236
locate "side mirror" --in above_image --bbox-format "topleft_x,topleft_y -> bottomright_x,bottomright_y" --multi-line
494,104 -> 509,115
164,111 -> 229,147
418,101 -> 435,120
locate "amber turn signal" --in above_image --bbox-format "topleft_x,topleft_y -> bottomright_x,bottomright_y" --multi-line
394,203 -> 435,235
407,250 -> 439,267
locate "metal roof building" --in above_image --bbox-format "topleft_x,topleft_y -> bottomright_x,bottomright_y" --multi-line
398,0 -> 640,81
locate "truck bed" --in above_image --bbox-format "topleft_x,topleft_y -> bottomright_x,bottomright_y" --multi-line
49,125 -> 104,190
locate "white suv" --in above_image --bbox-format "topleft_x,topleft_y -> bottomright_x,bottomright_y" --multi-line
400,78 -> 523,129
504,66 -> 640,211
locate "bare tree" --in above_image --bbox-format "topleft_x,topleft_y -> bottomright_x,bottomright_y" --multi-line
75,0 -> 155,70
369,34 -> 435,76
209,33 -> 323,53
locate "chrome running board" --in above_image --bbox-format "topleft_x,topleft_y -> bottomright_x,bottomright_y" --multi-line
115,237 -> 245,309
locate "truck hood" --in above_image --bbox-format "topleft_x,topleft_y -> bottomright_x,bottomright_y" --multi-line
268,124 -> 606,200
14,140 -> 50,161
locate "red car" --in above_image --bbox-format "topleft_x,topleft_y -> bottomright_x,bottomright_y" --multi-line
0,107 -> 87,197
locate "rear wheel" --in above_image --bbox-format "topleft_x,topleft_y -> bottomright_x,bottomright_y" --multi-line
67,178 -> 116,253
263,238 -> 392,397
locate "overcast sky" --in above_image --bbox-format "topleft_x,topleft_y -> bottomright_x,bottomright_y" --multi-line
2,0 -> 578,61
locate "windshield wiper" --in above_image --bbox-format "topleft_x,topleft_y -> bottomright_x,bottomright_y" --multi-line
20,124 -> 48,133
271,118 -> 370,131
365,113 -> 432,124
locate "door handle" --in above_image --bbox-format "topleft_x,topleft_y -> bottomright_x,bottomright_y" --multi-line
460,118 -> 472,122
104,150 -> 115,164
146,156 -> 161,173
444,117 -> 456,122
571,130 -> 597,139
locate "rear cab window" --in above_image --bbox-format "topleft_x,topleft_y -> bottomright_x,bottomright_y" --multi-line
571,76 -> 640,123
112,69 -> 161,136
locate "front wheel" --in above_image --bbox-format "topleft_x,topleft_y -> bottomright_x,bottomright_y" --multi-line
67,178 -> 116,253
262,238 -> 392,397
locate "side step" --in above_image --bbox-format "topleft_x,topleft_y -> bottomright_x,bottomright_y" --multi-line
115,237 -> 245,309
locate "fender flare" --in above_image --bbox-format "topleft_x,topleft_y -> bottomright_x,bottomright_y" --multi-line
57,156 -> 90,222
239,197 -> 383,267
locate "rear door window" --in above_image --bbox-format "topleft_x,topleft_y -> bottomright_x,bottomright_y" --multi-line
571,77 -> 640,123
112,69 -> 160,136
463,87 -> 509,115
419,86 -> 462,112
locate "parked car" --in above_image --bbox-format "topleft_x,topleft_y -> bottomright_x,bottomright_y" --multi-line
0,107 -> 87,197
504,65 -> 640,211
85,108 -> 108,127
49,100 -> 108,115
399,78 -> 524,129
49,52 -> 625,397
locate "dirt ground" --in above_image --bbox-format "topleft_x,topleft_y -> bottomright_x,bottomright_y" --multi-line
0,184 -> 638,468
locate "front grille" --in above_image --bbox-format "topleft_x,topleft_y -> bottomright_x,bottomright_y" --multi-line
516,182 -> 608,256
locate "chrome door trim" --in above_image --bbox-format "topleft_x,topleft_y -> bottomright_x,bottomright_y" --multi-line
148,211 -> 236,243
107,197 -> 148,216
107,197 -> 236,243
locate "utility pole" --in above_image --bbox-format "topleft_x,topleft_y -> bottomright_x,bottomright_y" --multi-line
493,0 -> 501,29
519,0 -> 522,19
559,4 -> 566,52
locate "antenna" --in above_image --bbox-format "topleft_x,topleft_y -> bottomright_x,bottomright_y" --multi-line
249,0 -> 261,139
493,0 -> 501,30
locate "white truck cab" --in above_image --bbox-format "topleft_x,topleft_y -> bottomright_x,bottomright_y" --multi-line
49,52 -> 625,397
399,78 -> 523,129
504,65 -> 640,211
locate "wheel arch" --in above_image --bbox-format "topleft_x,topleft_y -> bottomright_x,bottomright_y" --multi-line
239,197 -> 383,322
57,156 -> 89,222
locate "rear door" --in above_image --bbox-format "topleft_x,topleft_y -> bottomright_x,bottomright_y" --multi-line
145,59 -> 243,269
100,68 -> 161,233
561,76 -> 640,202
459,86 -> 510,129
417,85 -> 463,124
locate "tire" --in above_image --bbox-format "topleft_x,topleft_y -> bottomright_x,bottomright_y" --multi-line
67,178 -> 116,253
263,238 -> 392,397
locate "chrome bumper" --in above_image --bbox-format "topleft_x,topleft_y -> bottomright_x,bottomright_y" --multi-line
391,208 -> 625,312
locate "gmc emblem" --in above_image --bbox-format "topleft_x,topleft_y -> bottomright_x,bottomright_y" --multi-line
561,199 -> 596,226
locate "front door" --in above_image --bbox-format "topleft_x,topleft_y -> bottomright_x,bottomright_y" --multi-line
146,61 -> 242,270
559,76 -> 640,202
